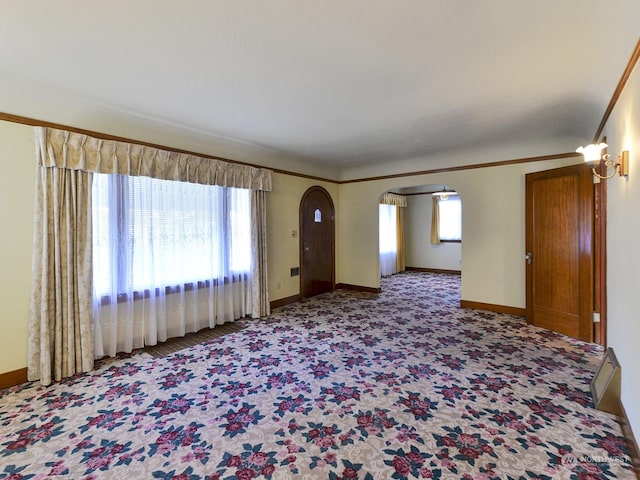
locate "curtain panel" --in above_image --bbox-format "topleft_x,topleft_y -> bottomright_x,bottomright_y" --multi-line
35,127 -> 272,191
430,196 -> 441,245
28,166 -> 94,385
250,191 -> 270,318
396,207 -> 406,273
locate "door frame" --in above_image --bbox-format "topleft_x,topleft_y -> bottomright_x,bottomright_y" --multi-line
299,186 -> 335,298
593,144 -> 608,346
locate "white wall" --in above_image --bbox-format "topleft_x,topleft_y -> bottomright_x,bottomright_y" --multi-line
405,194 -> 461,271
337,155 -> 580,307
0,121 -> 35,372
602,59 -> 640,440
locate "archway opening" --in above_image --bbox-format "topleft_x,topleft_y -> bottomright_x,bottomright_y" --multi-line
378,185 -> 462,279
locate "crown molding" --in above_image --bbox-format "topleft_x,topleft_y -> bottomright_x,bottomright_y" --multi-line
593,36 -> 640,142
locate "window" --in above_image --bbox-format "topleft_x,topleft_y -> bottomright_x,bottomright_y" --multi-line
438,195 -> 462,242
379,204 -> 397,254
379,203 -> 398,276
92,173 -> 251,298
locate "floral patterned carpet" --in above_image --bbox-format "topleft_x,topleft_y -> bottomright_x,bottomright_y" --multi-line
0,272 -> 635,479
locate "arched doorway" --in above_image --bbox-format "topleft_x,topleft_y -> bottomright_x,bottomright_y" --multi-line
380,185 -> 462,277
299,186 -> 335,298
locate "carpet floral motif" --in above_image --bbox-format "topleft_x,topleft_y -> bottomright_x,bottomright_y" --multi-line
0,272 -> 634,479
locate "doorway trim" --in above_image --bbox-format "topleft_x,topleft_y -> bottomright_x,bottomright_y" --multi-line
593,143 -> 608,346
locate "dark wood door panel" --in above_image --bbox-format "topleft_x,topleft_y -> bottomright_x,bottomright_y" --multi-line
300,187 -> 335,299
531,175 -> 580,314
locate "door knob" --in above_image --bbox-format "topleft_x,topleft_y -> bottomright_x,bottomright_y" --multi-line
525,252 -> 532,264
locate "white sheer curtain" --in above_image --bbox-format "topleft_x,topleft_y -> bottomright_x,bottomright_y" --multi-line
439,195 -> 462,241
92,174 -> 254,357
379,203 -> 398,277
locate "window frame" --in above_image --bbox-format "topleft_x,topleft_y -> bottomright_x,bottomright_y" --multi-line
378,203 -> 398,254
93,173 -> 252,305
438,194 -> 462,243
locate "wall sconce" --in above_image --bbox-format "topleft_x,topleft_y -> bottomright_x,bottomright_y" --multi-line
432,186 -> 457,200
576,143 -> 629,179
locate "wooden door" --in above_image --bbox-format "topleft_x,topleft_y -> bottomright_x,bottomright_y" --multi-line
525,164 -> 594,342
300,186 -> 335,298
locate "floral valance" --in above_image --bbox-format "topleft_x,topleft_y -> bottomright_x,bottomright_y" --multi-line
379,192 -> 408,207
34,127 -> 273,191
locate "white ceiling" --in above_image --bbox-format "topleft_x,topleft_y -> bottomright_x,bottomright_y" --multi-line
1,1 -> 639,177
